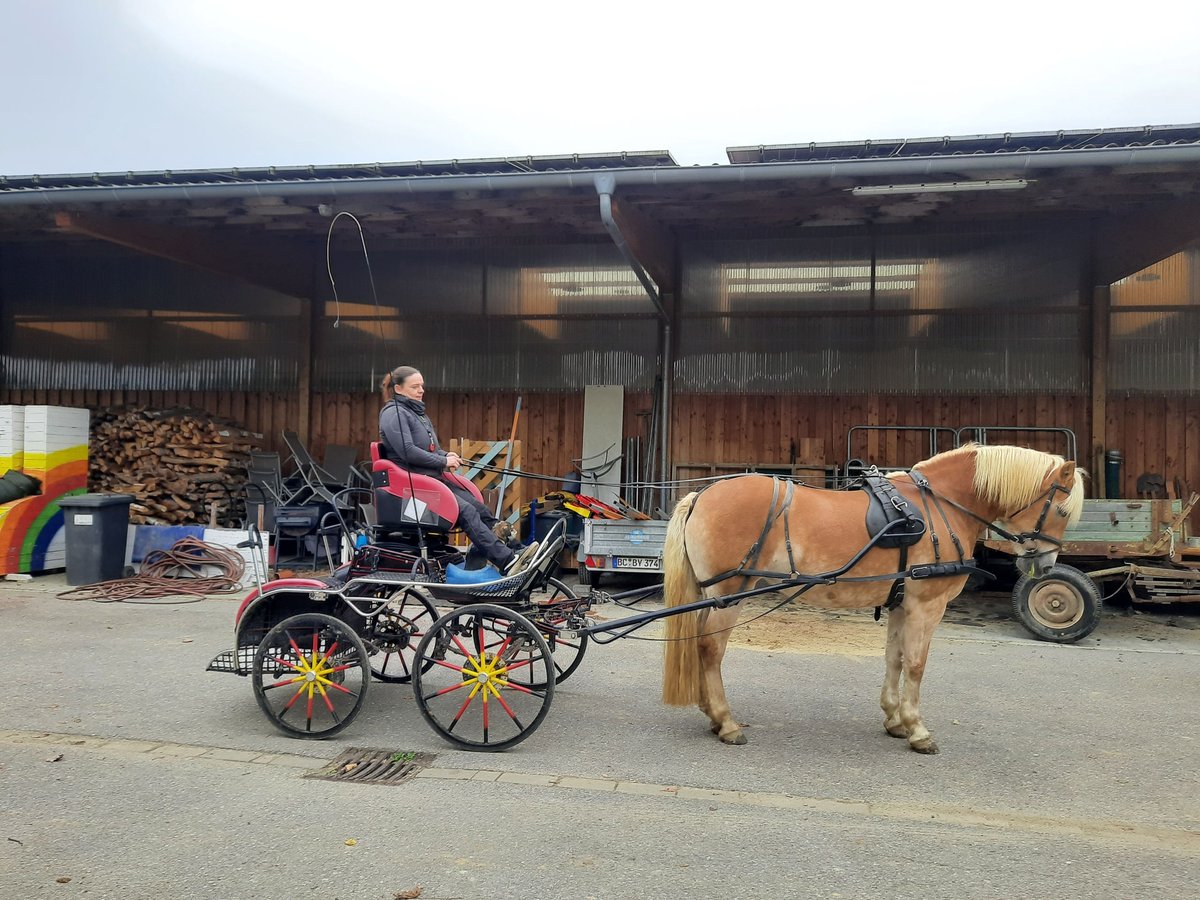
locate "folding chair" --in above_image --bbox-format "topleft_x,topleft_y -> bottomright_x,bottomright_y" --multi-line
322,443 -> 368,488
247,451 -> 302,505
280,430 -> 339,505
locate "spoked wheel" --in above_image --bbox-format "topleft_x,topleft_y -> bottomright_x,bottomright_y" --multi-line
517,577 -> 589,688
412,604 -> 555,751
366,588 -> 439,683
252,613 -> 369,739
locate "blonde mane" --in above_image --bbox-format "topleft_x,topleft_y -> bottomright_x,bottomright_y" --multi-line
968,444 -> 1085,524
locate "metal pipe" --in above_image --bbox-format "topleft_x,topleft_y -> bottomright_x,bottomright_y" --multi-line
6,145 -> 1200,207
660,319 -> 671,514
595,179 -> 666,321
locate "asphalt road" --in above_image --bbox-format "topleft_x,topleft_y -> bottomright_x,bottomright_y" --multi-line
2,573 -> 1198,899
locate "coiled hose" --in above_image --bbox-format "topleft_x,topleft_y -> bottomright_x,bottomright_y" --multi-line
58,537 -> 247,603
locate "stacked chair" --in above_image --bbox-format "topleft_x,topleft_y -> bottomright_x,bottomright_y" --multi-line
245,433 -> 372,573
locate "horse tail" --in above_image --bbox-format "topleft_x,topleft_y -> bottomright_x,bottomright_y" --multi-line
662,491 -> 702,707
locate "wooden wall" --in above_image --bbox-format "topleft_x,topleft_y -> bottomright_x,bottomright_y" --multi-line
2,388 -> 1195,520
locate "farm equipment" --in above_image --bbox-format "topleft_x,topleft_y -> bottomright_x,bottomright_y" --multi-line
982,493 -> 1200,642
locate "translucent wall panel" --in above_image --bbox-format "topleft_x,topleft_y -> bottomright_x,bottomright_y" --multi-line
675,312 -> 1082,393
317,315 -> 658,392
1,244 -> 301,390
679,226 -> 1087,393
314,241 -> 657,391
1109,250 -> 1200,391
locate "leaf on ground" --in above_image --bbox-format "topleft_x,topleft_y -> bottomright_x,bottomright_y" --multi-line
393,888 -> 423,899
56,877 -> 71,884
46,753 -> 64,763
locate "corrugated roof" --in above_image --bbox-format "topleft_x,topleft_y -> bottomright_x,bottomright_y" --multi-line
726,123 -> 1200,164
0,150 -> 678,191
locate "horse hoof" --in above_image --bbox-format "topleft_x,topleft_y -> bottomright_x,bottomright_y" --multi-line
720,732 -> 747,745
910,738 -> 939,754
885,722 -> 909,738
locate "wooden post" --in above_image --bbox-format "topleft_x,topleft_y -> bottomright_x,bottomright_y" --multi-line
1090,285 -> 1110,497
496,396 -> 522,516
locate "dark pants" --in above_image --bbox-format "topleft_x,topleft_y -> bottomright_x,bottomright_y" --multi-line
445,482 -> 513,568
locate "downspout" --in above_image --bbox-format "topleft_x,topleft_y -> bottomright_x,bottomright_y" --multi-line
595,174 -> 671,513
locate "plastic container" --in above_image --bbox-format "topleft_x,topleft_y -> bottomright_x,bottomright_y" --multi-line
1105,449 -> 1123,499
57,493 -> 135,585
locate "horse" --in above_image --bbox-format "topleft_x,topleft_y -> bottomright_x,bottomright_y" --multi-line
661,443 -> 1085,754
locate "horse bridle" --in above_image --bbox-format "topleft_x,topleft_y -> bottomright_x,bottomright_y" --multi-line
912,472 -> 1072,562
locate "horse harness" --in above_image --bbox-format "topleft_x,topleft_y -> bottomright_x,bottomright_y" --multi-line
691,469 -> 994,616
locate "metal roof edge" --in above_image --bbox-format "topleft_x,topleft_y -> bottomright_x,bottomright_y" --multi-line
0,150 -> 680,188
3,143 -> 1200,207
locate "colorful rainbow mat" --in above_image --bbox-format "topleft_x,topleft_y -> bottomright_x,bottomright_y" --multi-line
0,445 -> 88,574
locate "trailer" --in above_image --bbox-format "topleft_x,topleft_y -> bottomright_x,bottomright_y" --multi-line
982,494 -> 1200,642
576,517 -> 668,587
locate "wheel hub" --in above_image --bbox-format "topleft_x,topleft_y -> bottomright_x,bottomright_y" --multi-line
1029,582 -> 1084,628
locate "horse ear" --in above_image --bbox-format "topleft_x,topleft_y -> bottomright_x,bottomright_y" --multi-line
1058,460 -> 1077,484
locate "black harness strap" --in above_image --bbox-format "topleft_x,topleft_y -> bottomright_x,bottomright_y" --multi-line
698,477 -> 796,590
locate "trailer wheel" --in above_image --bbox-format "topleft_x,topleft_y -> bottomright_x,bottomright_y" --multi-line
577,563 -> 600,589
1011,564 -> 1102,643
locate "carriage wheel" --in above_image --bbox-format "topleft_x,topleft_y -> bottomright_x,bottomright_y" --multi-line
1012,564 -> 1102,643
513,577 -> 588,688
366,588 -> 438,683
252,613 -> 369,739
412,604 -> 554,751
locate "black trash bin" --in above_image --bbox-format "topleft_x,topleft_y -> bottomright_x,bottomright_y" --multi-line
58,493 -> 135,585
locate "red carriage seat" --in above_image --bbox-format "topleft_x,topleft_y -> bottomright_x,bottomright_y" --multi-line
369,441 -> 483,533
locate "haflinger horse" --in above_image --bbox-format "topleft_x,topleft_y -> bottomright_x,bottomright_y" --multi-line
662,443 -> 1084,754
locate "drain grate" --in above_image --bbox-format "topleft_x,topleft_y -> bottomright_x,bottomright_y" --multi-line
305,748 -> 436,786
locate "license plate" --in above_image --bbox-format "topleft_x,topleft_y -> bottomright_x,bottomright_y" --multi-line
612,556 -> 659,570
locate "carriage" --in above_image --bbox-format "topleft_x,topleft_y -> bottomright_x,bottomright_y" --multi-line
207,443 -> 592,750
210,441 -> 1084,754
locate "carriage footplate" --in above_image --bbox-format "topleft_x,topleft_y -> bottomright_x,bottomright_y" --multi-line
305,748 -> 437,786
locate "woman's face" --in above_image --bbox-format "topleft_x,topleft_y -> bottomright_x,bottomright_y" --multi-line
396,371 -> 425,401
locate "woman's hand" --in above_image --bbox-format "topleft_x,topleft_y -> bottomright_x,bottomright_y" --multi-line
444,452 -> 463,471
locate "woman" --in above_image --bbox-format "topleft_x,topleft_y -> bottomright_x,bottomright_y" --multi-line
379,366 -> 536,574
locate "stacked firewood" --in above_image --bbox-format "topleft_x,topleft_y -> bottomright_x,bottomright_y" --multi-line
88,407 -> 262,526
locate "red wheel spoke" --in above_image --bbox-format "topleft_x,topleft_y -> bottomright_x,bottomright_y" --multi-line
260,676 -> 304,690
323,681 -> 356,697
425,681 -> 470,700
282,683 -> 307,711
317,640 -> 340,668
489,685 -> 523,727
432,658 -> 467,673
450,632 -> 476,661
490,635 -> 514,660
497,680 -> 543,697
481,687 -> 489,741
305,688 -> 315,731
269,655 -> 303,672
447,687 -> 479,733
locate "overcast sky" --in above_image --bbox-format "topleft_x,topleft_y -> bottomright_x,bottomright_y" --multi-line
3,0 -> 1199,176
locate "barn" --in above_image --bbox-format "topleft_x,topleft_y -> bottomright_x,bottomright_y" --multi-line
1,124 -> 1198,523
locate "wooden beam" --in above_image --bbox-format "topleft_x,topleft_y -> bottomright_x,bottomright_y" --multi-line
1093,202 -> 1200,285
609,194 -> 678,300
54,211 -> 313,299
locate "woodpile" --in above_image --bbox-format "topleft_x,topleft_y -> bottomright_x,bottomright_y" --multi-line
88,407 -> 262,526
